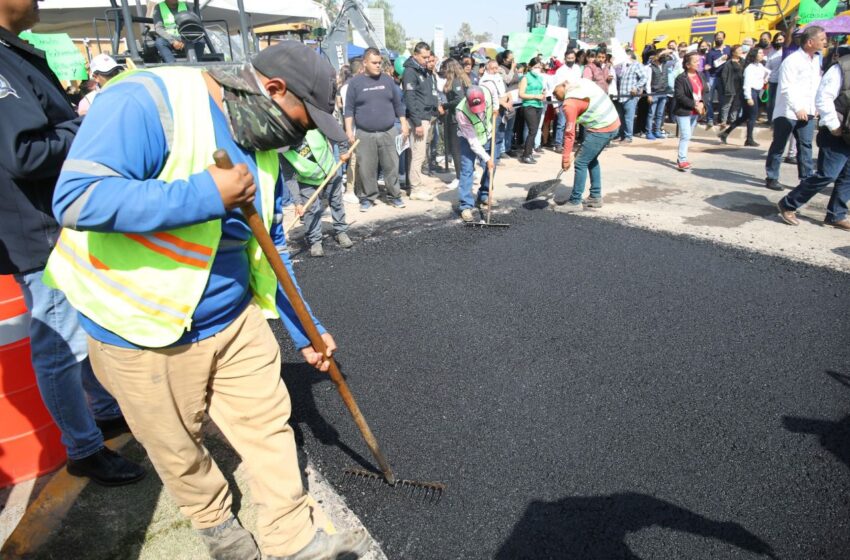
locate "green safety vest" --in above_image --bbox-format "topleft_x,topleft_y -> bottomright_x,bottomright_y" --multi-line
564,78 -> 619,130
282,130 -> 336,186
43,67 -> 281,348
158,1 -> 188,36
456,95 -> 494,146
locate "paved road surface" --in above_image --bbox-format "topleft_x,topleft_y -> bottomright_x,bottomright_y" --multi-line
277,209 -> 850,560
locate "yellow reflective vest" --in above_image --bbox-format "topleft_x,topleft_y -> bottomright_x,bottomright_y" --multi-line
158,1 -> 189,37
43,67 -> 280,348
564,78 -> 620,130
282,130 -> 336,186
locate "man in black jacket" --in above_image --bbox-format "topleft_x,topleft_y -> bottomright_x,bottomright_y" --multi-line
402,41 -> 438,201
0,0 -> 144,485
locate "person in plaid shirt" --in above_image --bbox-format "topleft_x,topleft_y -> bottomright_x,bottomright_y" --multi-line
618,51 -> 647,143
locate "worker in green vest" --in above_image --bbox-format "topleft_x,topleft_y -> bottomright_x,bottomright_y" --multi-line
46,42 -> 370,560
282,130 -> 353,257
153,0 -> 204,63
454,85 -> 497,222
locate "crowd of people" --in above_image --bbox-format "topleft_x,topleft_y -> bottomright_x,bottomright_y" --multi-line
323,25 -> 849,232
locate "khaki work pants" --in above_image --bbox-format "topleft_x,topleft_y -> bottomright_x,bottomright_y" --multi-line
408,118 -> 433,190
88,303 -> 317,557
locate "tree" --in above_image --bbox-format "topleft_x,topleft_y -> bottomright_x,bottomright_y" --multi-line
455,22 -> 475,44
317,0 -> 339,21
368,0 -> 406,53
585,0 -> 622,42
473,31 -> 493,43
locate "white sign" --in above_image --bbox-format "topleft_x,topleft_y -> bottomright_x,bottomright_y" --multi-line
434,25 -> 445,59
544,25 -> 570,61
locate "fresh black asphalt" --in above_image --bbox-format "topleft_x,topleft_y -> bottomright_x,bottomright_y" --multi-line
276,210 -> 850,560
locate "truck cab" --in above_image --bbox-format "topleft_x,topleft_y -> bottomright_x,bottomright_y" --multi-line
526,1 -> 589,40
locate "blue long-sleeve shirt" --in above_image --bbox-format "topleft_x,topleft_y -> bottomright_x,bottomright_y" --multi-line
52,72 -> 325,350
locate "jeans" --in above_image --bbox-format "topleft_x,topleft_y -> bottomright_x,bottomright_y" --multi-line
503,110 -> 517,154
767,82 -> 778,125
720,91 -> 741,125
298,175 -> 347,245
724,89 -> 760,141
646,96 -> 667,136
154,36 -> 205,63
554,102 -> 566,146
622,96 -> 639,140
569,129 -> 619,204
458,137 -> 494,210
766,116 -> 815,180
707,74 -> 724,124
782,129 -> 850,222
676,114 -> 698,162
13,269 -> 120,460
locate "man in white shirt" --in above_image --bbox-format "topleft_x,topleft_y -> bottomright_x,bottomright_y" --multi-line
764,26 -> 826,190
479,60 -> 513,158
776,50 -> 850,230
551,50 -> 583,152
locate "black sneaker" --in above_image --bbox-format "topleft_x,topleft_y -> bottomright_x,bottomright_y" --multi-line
765,178 -> 784,191
66,447 -> 146,486
745,139 -> 760,147
520,156 -> 536,164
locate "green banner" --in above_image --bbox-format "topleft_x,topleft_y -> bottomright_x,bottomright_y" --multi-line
19,32 -> 88,81
798,0 -> 839,24
508,30 -> 559,65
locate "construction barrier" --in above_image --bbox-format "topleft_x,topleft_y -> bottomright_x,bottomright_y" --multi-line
0,275 -> 66,487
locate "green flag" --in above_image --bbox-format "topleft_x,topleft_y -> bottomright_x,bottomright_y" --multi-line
798,0 -> 839,24
19,32 -> 88,82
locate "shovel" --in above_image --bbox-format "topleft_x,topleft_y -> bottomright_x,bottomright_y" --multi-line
214,150 -> 445,502
525,169 -> 565,202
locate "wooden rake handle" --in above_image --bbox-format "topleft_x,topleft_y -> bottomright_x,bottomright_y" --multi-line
213,149 -> 397,485
284,139 -> 360,235
486,109 -> 498,225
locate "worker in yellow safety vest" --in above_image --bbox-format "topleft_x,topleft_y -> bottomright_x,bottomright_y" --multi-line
152,0 -> 204,62
45,42 -> 370,560
551,78 -> 621,211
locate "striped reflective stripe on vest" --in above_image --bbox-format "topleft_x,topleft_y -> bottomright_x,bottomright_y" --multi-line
59,160 -> 123,228
123,232 -> 214,269
117,75 -> 174,151
53,236 -> 191,325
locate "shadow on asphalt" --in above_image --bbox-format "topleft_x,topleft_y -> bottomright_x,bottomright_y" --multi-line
622,153 -> 681,171
282,360 -> 376,474
690,167 -> 766,188
781,370 -> 850,473
698,147 -> 767,160
832,246 -> 850,260
494,492 -> 777,560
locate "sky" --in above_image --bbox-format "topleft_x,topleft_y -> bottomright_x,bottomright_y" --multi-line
387,0 -> 641,47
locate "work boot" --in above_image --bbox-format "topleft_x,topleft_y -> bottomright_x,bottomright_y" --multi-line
310,242 -> 324,257
66,447 -> 146,487
197,516 -> 261,560
460,208 -> 474,222
267,529 -> 370,560
717,131 -> 728,144
335,232 -> 353,249
745,138 -> 760,147
584,196 -> 603,208
777,200 -> 799,226
825,217 -> 850,231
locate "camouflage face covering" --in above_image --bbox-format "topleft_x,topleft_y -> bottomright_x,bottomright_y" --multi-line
207,64 -> 307,151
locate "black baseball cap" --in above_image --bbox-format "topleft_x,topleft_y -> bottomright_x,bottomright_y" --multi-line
252,41 -> 346,143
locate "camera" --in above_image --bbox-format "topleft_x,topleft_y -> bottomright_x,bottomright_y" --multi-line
449,41 -> 473,61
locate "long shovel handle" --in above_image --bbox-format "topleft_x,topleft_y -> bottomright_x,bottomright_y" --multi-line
486,110 -> 498,225
213,149 -> 397,486
284,139 -> 360,235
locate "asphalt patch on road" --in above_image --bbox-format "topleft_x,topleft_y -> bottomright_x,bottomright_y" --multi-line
274,210 -> 850,560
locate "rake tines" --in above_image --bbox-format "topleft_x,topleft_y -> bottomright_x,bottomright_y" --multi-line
343,468 -> 446,503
